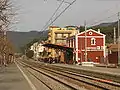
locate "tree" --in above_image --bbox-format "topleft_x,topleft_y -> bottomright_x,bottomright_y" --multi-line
0,0 -> 15,65
26,50 -> 34,58
20,37 -> 48,54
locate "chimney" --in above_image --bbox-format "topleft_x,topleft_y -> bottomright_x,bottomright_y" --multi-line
98,29 -> 100,33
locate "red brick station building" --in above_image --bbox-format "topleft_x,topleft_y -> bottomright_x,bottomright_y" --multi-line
67,29 -> 106,64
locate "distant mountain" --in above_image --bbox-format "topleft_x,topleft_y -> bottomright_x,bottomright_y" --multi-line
94,21 -> 118,27
97,23 -> 113,27
7,30 -> 48,52
7,21 -> 119,52
92,21 -> 119,43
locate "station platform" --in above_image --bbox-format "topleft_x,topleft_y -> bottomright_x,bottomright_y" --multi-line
28,59 -> 120,77
28,59 -> 120,78
0,63 -> 32,90
52,63 -> 120,76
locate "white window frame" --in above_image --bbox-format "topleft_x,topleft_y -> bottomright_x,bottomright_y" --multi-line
89,32 -> 93,35
91,38 -> 96,45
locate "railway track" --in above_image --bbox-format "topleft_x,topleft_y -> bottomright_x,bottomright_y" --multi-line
17,61 -> 84,90
17,60 -> 120,90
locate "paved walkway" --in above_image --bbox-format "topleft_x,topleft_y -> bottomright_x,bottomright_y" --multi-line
30,60 -> 120,76
0,63 -> 32,90
53,63 -> 120,76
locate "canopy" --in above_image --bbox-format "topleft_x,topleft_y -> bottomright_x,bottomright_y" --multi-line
42,43 -> 73,51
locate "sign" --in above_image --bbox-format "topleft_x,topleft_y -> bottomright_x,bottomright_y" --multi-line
87,46 -> 103,50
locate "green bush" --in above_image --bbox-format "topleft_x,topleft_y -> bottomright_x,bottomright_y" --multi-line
26,50 -> 34,58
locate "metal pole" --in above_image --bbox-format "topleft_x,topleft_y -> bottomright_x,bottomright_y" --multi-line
118,12 -> 120,66
114,27 -> 116,44
85,21 -> 87,62
3,31 -> 7,66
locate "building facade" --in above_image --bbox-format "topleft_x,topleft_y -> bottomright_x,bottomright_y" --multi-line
107,44 -> 119,65
30,42 -> 45,59
47,26 -> 79,58
67,29 -> 106,64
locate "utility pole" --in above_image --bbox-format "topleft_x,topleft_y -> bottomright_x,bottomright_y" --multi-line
84,21 -> 87,62
118,12 -> 120,66
3,31 -> 7,66
114,27 -> 116,44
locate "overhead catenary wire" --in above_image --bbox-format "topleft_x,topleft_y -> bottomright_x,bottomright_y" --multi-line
57,0 -> 71,4
41,0 -> 65,31
42,0 -> 76,32
42,0 -> 118,31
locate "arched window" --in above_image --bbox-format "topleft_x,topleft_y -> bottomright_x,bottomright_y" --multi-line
91,38 -> 96,45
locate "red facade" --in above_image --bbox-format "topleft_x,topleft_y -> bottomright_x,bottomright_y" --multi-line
67,29 -> 105,64
107,44 -> 119,65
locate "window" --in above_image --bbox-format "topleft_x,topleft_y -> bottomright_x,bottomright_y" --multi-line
91,38 -> 96,45
97,46 -> 100,49
89,32 -> 93,35
57,34 -> 62,38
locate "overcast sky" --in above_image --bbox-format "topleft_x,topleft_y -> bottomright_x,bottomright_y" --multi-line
13,0 -> 120,32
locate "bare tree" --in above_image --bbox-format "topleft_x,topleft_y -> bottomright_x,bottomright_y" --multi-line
0,0 -> 15,66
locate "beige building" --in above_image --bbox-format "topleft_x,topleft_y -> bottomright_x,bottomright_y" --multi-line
30,42 -> 45,59
47,26 -> 79,58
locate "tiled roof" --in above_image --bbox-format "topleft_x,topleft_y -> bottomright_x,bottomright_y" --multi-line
107,44 -> 120,51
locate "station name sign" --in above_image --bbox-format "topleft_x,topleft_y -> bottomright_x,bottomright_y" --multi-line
87,46 -> 104,50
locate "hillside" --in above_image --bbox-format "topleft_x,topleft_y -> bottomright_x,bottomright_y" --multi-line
7,21 -> 118,52
7,30 -> 48,52
80,21 -> 119,44
92,21 -> 118,43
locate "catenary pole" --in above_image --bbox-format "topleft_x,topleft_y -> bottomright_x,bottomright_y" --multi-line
118,12 -> 120,66
84,20 -> 87,62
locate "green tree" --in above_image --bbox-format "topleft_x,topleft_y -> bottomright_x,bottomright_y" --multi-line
26,50 -> 34,58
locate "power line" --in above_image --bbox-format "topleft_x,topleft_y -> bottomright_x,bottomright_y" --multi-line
42,0 -> 76,31
57,0 -> 71,4
41,0 -> 65,31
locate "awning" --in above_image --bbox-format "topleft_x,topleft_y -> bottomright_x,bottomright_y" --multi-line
42,43 -> 73,51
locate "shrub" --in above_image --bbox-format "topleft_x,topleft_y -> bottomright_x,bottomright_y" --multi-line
26,50 -> 34,58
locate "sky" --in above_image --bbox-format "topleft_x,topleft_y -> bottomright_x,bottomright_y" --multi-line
12,0 -> 120,32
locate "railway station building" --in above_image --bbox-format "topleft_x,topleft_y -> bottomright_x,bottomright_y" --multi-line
67,29 -> 106,64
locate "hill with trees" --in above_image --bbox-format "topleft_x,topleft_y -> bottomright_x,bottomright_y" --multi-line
80,21 -> 119,44
7,30 -> 48,53
7,21 -> 119,53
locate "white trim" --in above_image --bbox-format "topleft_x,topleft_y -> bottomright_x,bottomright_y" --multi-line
91,38 -> 96,45
103,35 -> 106,57
76,35 -> 78,62
81,50 -> 104,51
89,32 -> 93,35
78,36 -> 103,38
15,62 -> 37,90
77,29 -> 105,36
